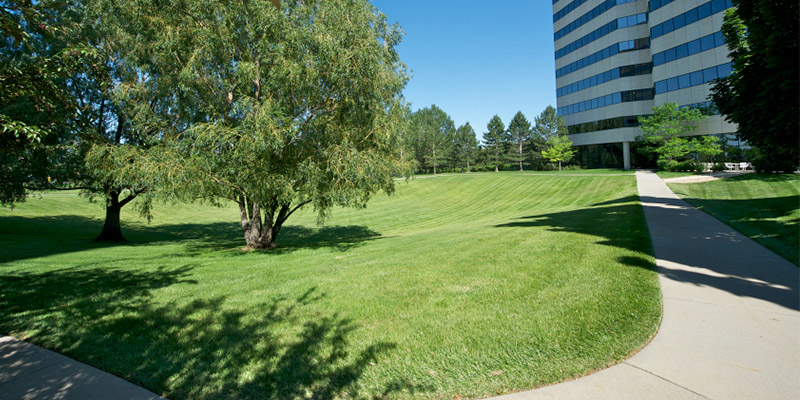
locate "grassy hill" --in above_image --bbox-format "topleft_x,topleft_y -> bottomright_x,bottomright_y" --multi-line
0,172 -> 660,399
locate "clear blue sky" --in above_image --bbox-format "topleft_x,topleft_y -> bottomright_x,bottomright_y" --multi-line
371,1 -> 556,137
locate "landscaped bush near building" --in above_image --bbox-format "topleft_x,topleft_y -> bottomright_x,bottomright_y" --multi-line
657,159 -> 679,171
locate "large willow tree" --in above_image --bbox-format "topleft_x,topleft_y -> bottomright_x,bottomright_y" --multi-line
108,0 -> 410,249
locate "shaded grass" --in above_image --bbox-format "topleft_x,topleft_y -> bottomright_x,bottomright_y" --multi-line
0,174 -> 660,399
668,174 -> 800,265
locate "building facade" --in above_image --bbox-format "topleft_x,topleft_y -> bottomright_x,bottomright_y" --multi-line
552,0 -> 738,169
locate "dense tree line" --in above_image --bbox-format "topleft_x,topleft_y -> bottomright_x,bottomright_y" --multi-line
400,105 -> 569,174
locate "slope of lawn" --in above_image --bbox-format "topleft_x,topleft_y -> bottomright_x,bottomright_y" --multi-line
668,173 -> 800,266
0,173 -> 660,399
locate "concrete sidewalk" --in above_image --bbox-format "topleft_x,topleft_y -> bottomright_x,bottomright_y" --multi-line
493,170 -> 799,399
0,335 -> 165,400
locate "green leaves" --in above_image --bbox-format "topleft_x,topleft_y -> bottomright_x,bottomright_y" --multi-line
710,0 -> 799,171
541,135 -> 576,167
637,103 -> 706,161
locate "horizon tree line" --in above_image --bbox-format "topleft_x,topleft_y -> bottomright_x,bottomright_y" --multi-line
401,105 -> 570,174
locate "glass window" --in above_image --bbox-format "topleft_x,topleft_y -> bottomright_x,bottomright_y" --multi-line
686,8 -> 699,25
667,77 -> 679,91
714,31 -> 725,46
711,0 -> 726,13
698,3 -> 712,19
591,98 -> 598,109
610,44 -> 619,55
688,38 -> 701,55
690,70 -> 704,85
674,14 -> 686,30
653,52 -> 665,66
663,19 -> 674,34
700,34 -> 714,51
590,76 -> 597,86
665,48 -> 677,62
617,17 -> 628,28
678,74 -> 691,89
676,43 -> 689,59
655,80 -> 667,94
717,63 -> 732,77
610,69 -> 619,79
703,67 -> 718,82
638,13 -> 647,24
651,24 -> 663,38
602,47 -> 610,58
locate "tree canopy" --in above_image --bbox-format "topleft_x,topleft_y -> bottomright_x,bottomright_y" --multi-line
637,103 -> 706,161
541,135 -> 576,171
483,115 -> 507,172
408,105 -> 455,175
507,111 -> 531,171
710,0 -> 799,171
101,0 -> 411,249
454,122 -> 478,173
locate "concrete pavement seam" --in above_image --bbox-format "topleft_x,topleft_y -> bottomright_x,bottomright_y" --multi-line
623,362 -> 712,399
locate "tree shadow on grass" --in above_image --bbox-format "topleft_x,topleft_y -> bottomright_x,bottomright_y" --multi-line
494,194 -> 799,309
494,199 -> 653,257
0,214 -> 381,264
0,266 -> 419,399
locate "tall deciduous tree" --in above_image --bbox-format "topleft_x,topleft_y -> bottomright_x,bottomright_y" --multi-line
0,0 -> 88,205
541,135 -> 576,171
710,0 -> 799,171
454,122 -> 478,173
638,103 -> 706,161
483,115 -> 507,172
409,105 -> 454,175
507,111 -> 531,171
118,0 -> 410,250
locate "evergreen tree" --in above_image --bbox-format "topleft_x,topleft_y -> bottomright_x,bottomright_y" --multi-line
507,111 -> 532,171
455,122 -> 478,173
483,115 -> 507,172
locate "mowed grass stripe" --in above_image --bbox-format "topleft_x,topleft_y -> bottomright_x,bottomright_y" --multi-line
0,173 -> 660,399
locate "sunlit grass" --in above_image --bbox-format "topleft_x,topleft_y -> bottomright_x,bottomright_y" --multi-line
1,174 -> 660,399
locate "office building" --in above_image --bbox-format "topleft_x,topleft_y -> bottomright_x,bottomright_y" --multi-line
552,0 -> 737,169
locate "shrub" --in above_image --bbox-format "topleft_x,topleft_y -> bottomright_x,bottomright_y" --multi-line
657,159 -> 679,171
712,162 -> 726,172
674,160 -> 698,171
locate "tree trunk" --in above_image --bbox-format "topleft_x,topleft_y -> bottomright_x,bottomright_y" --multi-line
467,159 -> 470,173
433,148 -> 437,175
519,142 -> 524,171
95,192 -> 126,242
558,161 -> 562,171
238,198 -> 308,250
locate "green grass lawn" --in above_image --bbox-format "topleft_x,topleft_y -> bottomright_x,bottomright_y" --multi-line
656,171 -> 706,179
0,174 -> 660,399
668,174 -> 800,265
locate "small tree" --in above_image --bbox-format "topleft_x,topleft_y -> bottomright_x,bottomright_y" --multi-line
690,136 -> 723,170
638,103 -> 706,161
541,135 -> 576,171
507,111 -> 532,171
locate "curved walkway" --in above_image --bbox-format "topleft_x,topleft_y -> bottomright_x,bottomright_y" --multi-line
492,170 -> 800,399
